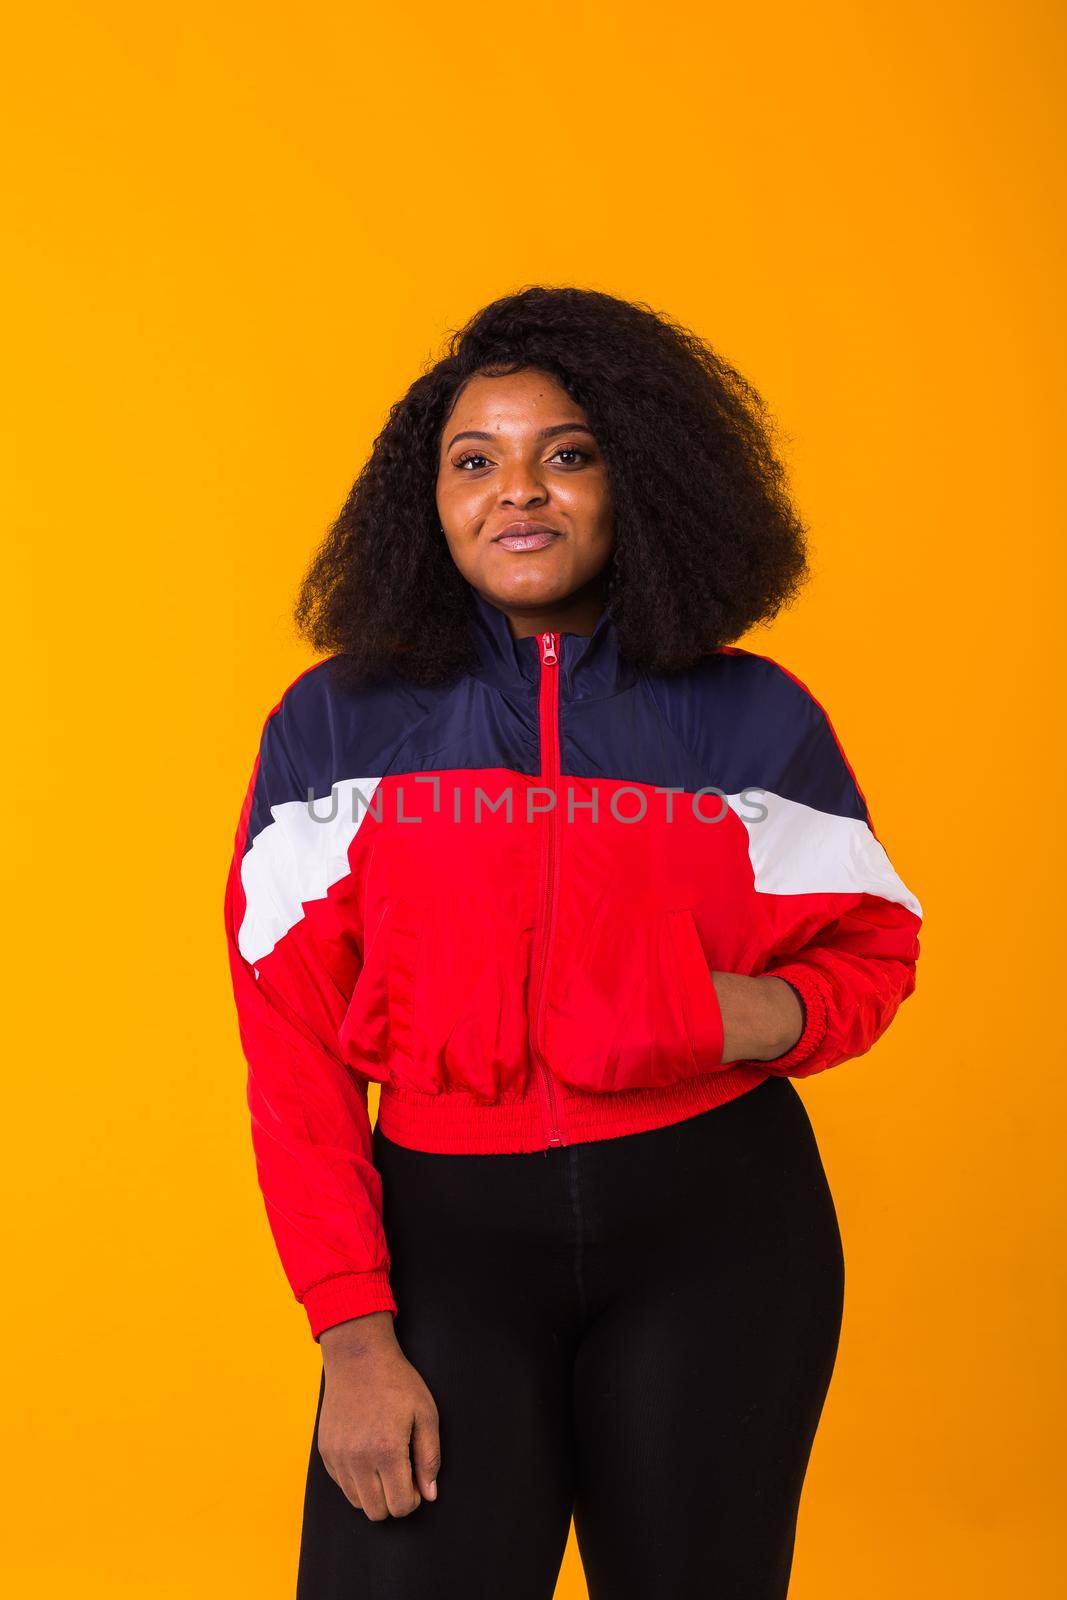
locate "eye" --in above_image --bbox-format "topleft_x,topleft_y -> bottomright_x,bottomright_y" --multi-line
452,444 -> 594,472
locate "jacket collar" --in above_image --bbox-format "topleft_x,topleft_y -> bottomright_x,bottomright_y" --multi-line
466,581 -> 637,702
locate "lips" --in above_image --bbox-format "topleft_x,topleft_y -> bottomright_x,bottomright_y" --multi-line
491,521 -> 562,552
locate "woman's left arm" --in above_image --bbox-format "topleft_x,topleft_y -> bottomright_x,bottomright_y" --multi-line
713,969 -> 809,1065
714,895 -> 921,1073
713,662 -> 923,1076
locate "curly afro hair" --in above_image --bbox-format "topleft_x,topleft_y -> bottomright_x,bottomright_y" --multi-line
294,284 -> 810,689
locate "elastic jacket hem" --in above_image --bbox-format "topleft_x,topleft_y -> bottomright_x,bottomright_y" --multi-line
375,1063 -> 772,1156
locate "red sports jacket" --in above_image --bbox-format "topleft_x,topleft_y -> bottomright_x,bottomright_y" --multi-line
223,583 -> 922,1340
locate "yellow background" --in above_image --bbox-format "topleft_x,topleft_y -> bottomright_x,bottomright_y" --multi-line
3,2 -> 1063,1594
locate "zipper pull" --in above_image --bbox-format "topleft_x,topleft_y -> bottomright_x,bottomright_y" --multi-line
540,632 -> 558,665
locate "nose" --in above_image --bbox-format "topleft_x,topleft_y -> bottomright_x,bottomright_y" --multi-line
497,461 -> 549,509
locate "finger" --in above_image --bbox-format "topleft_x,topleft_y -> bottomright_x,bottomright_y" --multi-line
411,1408 -> 441,1501
332,1459 -> 368,1515
321,1453 -> 357,1505
379,1449 -> 422,1518
351,1463 -> 390,1521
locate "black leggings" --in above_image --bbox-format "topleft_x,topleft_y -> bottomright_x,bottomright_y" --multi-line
296,1075 -> 845,1600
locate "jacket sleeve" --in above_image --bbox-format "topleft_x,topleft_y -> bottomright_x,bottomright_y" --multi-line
746,662 -> 924,1079
222,679 -> 396,1341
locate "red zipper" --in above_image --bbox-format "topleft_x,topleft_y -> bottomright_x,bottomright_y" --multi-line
531,630 -> 563,1147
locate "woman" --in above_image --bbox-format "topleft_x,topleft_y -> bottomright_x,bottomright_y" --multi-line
223,285 -> 922,1599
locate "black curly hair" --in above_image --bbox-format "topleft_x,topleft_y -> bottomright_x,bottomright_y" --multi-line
294,284 -> 810,688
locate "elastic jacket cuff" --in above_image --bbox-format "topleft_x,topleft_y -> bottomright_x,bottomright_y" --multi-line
301,1270 -> 398,1342
760,963 -> 831,1073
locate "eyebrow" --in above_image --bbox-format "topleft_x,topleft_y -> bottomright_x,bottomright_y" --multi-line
445,422 -> 596,452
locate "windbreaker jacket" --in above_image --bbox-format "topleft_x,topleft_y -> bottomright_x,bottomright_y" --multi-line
223,583 -> 923,1340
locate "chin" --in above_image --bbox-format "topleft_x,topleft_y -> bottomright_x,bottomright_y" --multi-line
496,581 -> 571,611
478,565 -> 571,607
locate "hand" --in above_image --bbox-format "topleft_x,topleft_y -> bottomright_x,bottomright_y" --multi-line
317,1311 -> 441,1519
712,972 -> 804,1065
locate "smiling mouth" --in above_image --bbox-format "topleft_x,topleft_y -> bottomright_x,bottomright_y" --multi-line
491,523 -> 562,552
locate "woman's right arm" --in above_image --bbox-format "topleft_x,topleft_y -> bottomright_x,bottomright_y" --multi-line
223,677 -> 439,1517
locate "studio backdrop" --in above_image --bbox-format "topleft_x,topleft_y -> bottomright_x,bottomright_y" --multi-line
2,3 -> 1063,1596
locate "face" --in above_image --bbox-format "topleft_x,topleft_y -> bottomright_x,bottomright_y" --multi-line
435,368 -> 614,632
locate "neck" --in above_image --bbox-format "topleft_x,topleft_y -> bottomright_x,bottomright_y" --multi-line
480,576 -> 609,640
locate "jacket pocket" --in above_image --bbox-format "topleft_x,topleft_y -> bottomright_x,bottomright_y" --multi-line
339,901 -> 422,1077
665,907 -> 726,1074
544,901 -> 726,1093
350,893 -> 535,1102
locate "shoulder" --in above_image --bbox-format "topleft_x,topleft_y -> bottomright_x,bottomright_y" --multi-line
646,643 -> 871,823
649,641 -> 831,733
250,653 -> 448,797
701,642 -> 827,713
715,644 -> 872,821
261,655 -> 343,728
248,657 -> 342,774
240,659 -> 343,830
259,653 -> 415,750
